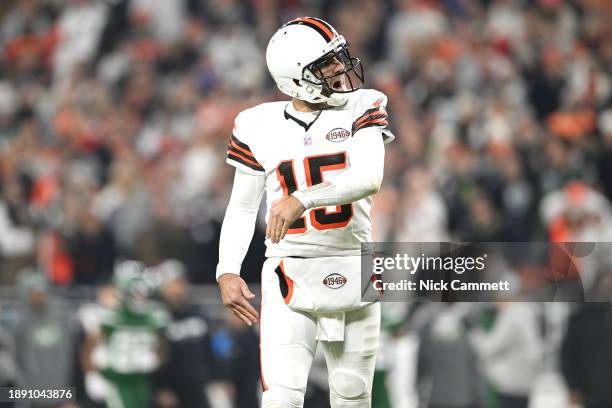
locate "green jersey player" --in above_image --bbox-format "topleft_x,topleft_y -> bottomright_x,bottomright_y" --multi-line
83,260 -> 169,408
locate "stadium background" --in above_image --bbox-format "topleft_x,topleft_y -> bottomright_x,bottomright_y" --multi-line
0,0 -> 611,407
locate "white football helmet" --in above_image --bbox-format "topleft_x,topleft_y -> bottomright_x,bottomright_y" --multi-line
266,17 -> 364,107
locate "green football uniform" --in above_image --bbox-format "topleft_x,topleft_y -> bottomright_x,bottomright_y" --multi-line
94,303 -> 168,408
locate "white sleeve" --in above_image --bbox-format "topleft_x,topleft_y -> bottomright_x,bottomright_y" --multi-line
216,168 -> 265,281
226,110 -> 265,175
291,127 -> 385,208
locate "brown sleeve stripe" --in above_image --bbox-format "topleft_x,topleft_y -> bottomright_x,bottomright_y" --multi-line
352,108 -> 389,133
354,112 -> 387,127
230,134 -> 252,152
355,106 -> 384,122
353,119 -> 389,133
227,145 -> 262,167
227,150 -> 264,172
227,134 -> 263,171
357,106 -> 387,120
229,140 -> 256,159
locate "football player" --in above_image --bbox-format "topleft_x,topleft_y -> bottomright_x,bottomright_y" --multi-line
217,17 -> 393,408
82,260 -> 169,408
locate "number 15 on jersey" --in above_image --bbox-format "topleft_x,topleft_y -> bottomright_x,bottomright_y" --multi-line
276,151 -> 353,234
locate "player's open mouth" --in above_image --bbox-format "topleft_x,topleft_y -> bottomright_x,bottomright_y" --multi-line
332,80 -> 343,91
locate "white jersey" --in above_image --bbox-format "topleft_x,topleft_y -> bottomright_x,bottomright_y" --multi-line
226,88 -> 393,258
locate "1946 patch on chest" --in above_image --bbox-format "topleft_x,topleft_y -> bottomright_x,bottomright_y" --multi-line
326,128 -> 351,142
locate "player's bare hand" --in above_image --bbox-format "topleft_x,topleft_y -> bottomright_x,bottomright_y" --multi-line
218,274 -> 259,326
266,196 -> 306,243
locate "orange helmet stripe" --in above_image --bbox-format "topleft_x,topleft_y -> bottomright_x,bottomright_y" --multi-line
286,17 -> 335,42
301,18 -> 334,40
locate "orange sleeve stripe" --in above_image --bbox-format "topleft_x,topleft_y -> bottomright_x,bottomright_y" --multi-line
227,151 -> 263,168
229,140 -> 255,159
358,117 -> 388,127
355,109 -> 386,126
354,118 -> 389,131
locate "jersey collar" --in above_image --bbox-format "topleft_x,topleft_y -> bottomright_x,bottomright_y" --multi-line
284,103 -> 324,131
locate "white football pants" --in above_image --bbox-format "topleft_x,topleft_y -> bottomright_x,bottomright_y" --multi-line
260,257 -> 381,408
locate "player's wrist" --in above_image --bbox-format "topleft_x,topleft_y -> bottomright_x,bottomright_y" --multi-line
217,272 -> 239,280
217,272 -> 241,284
291,191 -> 312,209
216,265 -> 241,282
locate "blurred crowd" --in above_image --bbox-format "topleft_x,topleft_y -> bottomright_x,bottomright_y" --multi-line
1,0 -> 612,285
1,0 -> 612,407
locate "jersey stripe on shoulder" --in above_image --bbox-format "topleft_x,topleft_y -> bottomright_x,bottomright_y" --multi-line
227,151 -> 264,172
229,140 -> 255,160
230,134 -> 253,152
227,134 -> 264,172
352,105 -> 389,134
